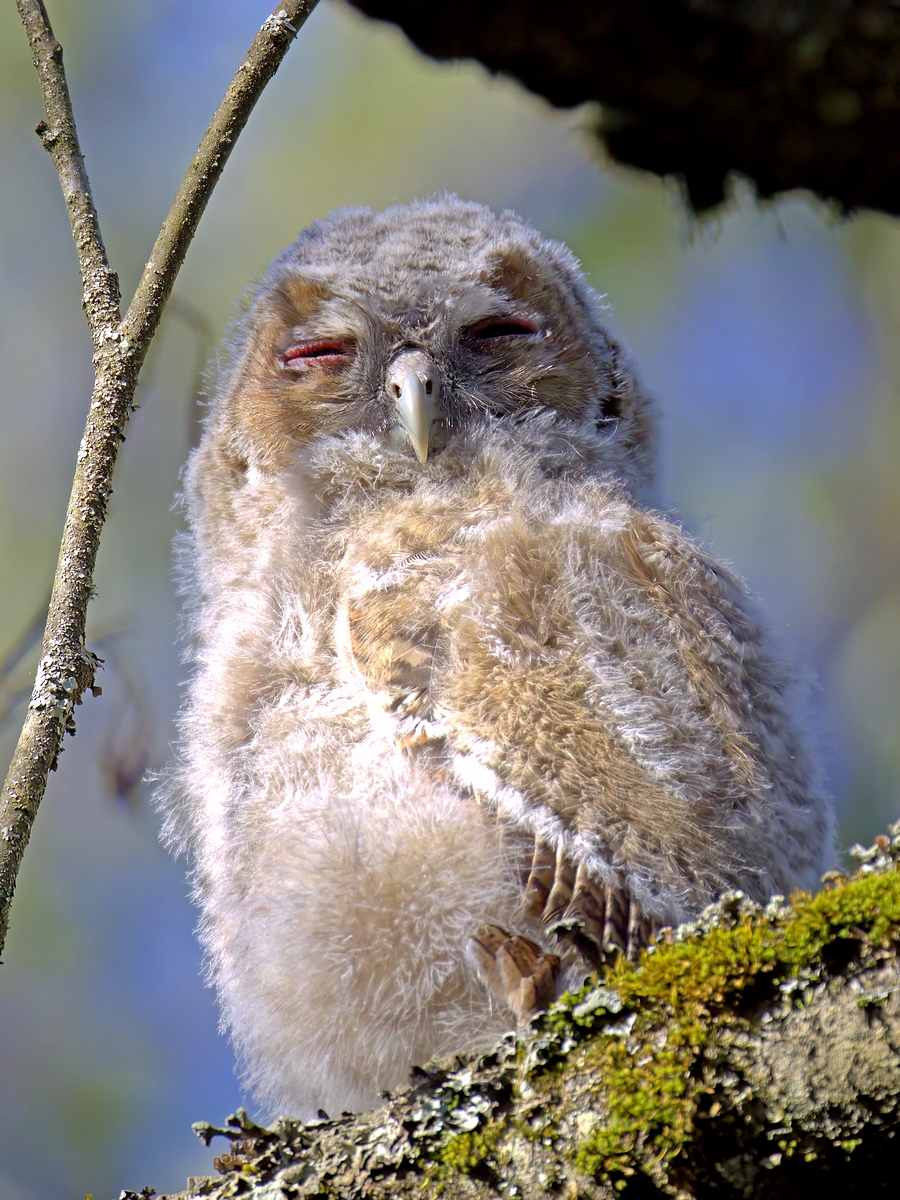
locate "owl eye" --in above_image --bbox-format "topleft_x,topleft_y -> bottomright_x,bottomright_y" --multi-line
280,340 -> 350,370
465,317 -> 538,341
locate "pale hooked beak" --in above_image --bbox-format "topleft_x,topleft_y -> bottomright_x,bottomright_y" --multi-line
387,350 -> 440,464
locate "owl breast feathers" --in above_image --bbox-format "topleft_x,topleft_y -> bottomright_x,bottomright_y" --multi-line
157,196 -> 834,1118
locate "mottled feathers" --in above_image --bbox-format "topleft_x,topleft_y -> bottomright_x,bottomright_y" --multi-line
157,196 -> 834,1118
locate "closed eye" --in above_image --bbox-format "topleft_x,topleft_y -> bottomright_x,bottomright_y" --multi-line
280,340 -> 350,368
465,317 -> 538,341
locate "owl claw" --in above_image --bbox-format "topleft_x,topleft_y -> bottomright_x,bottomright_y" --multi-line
626,903 -> 653,961
520,837 -> 556,921
521,836 -> 655,968
467,924 -> 561,1024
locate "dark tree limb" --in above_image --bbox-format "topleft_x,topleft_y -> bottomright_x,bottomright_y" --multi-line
0,0 -> 321,957
150,836 -> 900,1200
348,1 -> 900,214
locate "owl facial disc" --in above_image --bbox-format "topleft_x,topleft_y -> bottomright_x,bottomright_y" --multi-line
387,350 -> 440,463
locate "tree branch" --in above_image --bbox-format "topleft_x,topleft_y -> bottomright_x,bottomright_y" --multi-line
348,1 -> 900,215
151,838 -> 900,1200
15,0 -> 120,338
0,0 -> 321,957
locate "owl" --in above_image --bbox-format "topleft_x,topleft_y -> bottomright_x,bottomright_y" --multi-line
157,196 -> 834,1120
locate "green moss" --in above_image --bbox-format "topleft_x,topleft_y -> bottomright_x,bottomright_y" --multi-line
783,870 -> 900,962
575,1041 -> 696,1178
439,1121 -> 504,1174
543,867 -> 900,1185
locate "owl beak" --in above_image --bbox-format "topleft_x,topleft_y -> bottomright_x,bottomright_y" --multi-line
396,371 -> 436,463
388,352 -> 440,464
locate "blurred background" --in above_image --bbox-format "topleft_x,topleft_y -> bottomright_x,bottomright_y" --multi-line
1,1 -> 899,1195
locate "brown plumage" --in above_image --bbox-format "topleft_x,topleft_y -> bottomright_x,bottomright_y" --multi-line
157,196 -> 834,1119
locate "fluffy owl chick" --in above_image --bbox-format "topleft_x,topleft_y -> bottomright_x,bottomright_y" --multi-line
158,196 -> 834,1119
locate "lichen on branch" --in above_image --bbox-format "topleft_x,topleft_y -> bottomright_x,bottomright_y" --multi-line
153,828 -> 900,1200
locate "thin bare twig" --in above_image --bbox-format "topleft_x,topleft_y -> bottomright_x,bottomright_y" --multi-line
0,0 -> 321,955
15,0 -> 120,340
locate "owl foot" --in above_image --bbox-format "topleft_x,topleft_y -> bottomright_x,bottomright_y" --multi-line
467,924 -> 561,1025
521,836 -> 654,967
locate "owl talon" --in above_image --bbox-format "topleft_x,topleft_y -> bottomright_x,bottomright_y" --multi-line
521,836 -> 556,922
626,904 -> 653,962
467,924 -> 561,1024
602,886 -> 630,956
525,840 -> 655,967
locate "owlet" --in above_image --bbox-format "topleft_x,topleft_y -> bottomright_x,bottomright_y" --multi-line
157,196 -> 834,1119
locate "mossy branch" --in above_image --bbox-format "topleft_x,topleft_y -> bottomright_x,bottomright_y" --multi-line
0,0 -> 321,957
153,832 -> 900,1200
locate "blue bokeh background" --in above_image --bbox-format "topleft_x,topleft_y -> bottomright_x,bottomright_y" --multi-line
1,3 -> 899,1196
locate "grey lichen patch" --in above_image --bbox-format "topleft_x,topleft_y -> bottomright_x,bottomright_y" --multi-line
156,826 -> 900,1200
747,962 -> 900,1134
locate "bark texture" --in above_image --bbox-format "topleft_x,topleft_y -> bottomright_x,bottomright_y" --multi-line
149,832 -> 900,1200
348,0 -> 900,214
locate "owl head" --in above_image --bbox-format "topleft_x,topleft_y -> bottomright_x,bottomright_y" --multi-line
203,196 -> 654,495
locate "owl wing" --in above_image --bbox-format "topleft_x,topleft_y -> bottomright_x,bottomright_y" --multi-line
437,495 -> 814,934
341,489 -> 810,963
